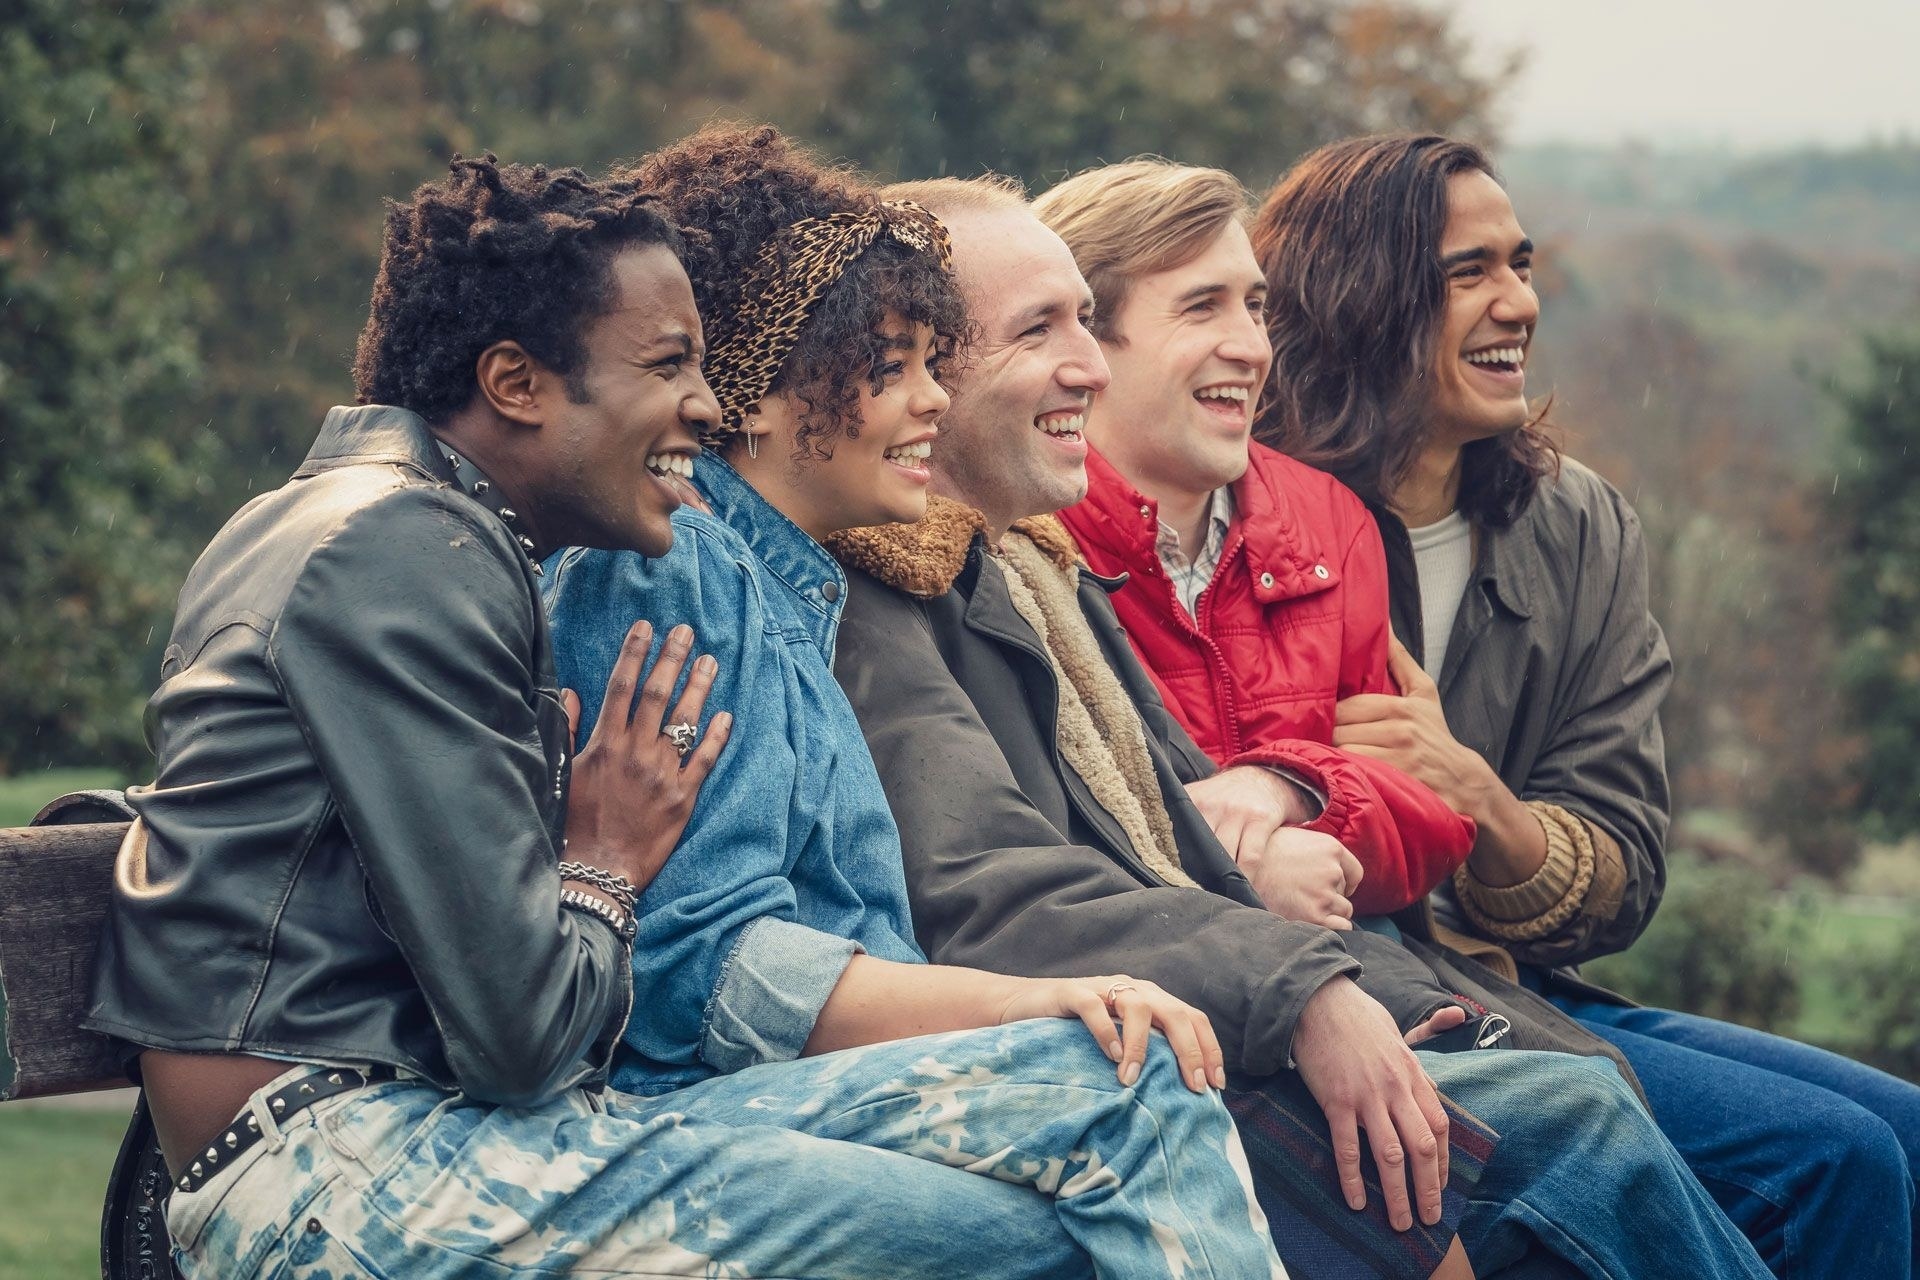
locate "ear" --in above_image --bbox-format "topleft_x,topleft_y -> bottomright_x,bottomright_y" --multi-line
473,341 -> 546,428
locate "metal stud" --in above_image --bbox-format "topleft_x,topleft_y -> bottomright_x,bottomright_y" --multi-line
179,1176 -> 191,1190
206,1146 -> 219,1163
191,1162 -> 203,1178
225,1132 -> 238,1149
446,454 -> 464,470
272,1097 -> 286,1114
518,535 -> 537,552
246,1115 -> 259,1130
499,508 -> 518,523
298,1082 -> 315,1095
328,1073 -> 343,1086
531,561 -> 543,576
474,481 -> 490,495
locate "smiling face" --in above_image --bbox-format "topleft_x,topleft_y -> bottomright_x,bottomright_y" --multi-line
544,244 -> 717,557
1084,220 -> 1270,505
744,315 -> 950,541
1426,170 -> 1539,449
931,208 -> 1110,531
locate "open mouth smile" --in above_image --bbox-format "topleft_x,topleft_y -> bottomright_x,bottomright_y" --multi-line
882,438 -> 935,479
1194,384 -> 1252,422
1463,345 -> 1526,377
1036,408 -> 1087,443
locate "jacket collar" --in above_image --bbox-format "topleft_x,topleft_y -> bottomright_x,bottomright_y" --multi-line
829,496 -> 1084,598
693,449 -> 849,651
296,404 -> 545,572
1375,502 -> 1534,621
1068,443 -> 1339,604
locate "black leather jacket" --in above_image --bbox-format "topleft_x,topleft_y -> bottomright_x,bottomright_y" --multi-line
83,406 -> 631,1105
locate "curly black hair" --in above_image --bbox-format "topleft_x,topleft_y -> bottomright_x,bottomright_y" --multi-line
353,155 -> 682,422
622,124 -> 968,459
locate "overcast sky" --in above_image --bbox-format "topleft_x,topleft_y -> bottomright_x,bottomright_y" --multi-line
1427,0 -> 1920,148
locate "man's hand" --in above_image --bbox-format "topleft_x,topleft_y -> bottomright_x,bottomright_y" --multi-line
1332,637 -> 1495,818
1186,765 -> 1319,844
1236,826 -> 1362,930
1292,976 -> 1450,1231
1335,636 -> 1546,886
563,620 -> 732,893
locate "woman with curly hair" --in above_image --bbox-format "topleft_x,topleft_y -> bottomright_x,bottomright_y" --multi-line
542,124 -> 1288,1279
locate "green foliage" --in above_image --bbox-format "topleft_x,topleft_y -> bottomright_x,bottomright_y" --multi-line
1834,333 -> 1920,838
1834,914 -> 1920,1080
0,0 -> 211,772
1584,855 -> 1807,1031
0,1107 -> 132,1275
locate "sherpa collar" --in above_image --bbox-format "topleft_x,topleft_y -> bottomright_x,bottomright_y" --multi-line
828,496 -> 1082,598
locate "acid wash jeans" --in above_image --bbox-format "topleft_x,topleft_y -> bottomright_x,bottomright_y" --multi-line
166,1020 -> 1286,1280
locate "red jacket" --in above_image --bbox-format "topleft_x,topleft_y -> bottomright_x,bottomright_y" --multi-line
1059,443 -> 1474,913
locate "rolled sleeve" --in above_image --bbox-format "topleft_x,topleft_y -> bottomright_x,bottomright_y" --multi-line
702,918 -> 863,1074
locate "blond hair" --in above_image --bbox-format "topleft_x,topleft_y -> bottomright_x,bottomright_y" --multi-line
1031,158 -> 1251,341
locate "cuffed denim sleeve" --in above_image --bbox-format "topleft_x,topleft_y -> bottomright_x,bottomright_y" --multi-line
702,918 -> 863,1074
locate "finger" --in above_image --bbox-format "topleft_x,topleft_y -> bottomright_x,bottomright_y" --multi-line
635,623 -> 694,727
1140,993 -> 1209,1093
1338,846 -> 1365,896
592,620 -> 654,742
1419,1078 -> 1452,1195
1328,1106 -> 1366,1212
1320,901 -> 1354,931
1069,987 -> 1124,1068
1330,720 -> 1400,750
1212,811 -> 1250,863
1402,1004 -> 1467,1047
1393,1094 -> 1445,1228
1193,1008 -> 1227,1090
1337,743 -> 1394,763
1114,991 -> 1155,1088
1333,693 -> 1401,726
682,711 -> 733,781
668,652 -> 720,728
1362,1101 -> 1414,1231
1385,635 -> 1430,698
561,688 -> 582,749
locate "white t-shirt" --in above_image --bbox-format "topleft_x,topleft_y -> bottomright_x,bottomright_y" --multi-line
1407,509 -> 1474,680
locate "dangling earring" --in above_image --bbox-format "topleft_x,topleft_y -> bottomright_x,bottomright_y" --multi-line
746,431 -> 759,460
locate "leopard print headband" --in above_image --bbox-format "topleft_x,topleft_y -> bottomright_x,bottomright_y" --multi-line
700,199 -> 954,445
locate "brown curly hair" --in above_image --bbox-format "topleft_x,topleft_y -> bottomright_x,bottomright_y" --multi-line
620,124 -> 967,459
353,155 -> 681,422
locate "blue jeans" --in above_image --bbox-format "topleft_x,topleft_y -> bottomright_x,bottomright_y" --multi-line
167,1021 -> 1284,1279
1558,998 -> 1920,1280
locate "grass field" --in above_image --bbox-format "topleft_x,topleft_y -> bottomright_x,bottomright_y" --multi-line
0,769 -> 123,829
0,1108 -> 131,1277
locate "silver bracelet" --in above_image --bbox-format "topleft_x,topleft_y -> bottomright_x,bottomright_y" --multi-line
556,861 -> 637,914
560,887 -> 637,947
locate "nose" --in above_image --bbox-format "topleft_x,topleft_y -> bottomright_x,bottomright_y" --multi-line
1064,324 -> 1112,394
684,367 -> 722,435
1494,271 -> 1540,329
912,365 -> 951,420
1218,303 -> 1272,370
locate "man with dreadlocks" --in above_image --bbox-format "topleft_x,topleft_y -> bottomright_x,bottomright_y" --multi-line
543,124 -> 1291,1280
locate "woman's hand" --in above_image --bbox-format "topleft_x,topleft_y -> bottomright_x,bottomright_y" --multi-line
998,975 -> 1227,1094
562,620 -> 732,894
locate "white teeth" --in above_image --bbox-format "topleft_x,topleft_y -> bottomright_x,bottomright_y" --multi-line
884,440 -> 933,463
646,454 -> 696,480
1037,413 -> 1086,436
1465,347 -> 1526,366
1194,386 -> 1250,402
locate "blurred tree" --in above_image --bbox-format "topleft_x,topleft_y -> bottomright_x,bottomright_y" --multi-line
0,0 -> 208,770
1834,332 -> 1920,838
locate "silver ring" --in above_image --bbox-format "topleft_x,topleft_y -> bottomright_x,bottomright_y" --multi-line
664,721 -> 698,758
1103,982 -> 1137,1006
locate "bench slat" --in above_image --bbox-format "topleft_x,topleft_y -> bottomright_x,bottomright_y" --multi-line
0,823 -> 130,1099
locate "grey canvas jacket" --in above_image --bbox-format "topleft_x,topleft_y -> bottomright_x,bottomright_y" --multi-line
1377,456 -> 1673,997
84,406 -> 630,1103
832,500 -> 1640,1086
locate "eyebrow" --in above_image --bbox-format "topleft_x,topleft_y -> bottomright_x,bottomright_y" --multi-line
643,330 -> 698,357
1441,238 -> 1535,269
1174,279 -> 1267,305
1009,298 -> 1083,329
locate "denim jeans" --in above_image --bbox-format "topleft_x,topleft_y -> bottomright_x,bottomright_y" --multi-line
1559,998 -> 1920,1280
167,1021 -> 1284,1280
1413,1048 -> 1773,1279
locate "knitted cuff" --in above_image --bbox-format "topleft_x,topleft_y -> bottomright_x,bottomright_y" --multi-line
1453,802 -> 1596,942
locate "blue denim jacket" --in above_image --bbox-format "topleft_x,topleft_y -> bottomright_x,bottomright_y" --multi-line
544,452 -> 923,1095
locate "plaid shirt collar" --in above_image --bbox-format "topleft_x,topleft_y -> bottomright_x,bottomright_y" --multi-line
1156,486 -> 1235,618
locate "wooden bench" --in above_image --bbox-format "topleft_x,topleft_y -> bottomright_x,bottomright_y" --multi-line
1,791 -> 179,1279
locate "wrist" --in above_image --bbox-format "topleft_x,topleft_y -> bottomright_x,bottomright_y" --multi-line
1466,785 -> 1549,888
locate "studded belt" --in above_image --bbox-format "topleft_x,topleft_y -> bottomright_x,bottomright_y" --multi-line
174,1065 -> 398,1195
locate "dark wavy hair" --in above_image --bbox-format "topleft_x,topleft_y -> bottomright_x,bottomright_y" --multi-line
1250,134 -> 1556,527
621,124 -> 967,460
353,155 -> 681,422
